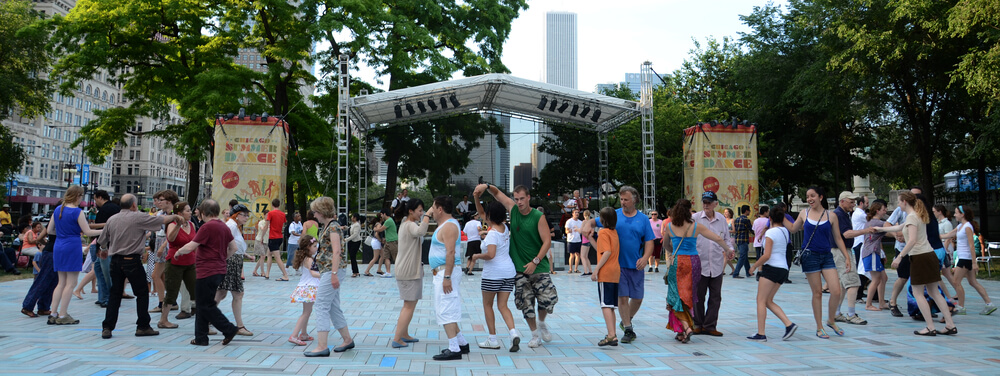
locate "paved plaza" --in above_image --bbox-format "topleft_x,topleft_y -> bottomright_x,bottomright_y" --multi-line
2,263 -> 999,375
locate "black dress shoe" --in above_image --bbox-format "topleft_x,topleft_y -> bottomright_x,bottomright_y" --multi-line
433,349 -> 463,361
190,339 -> 209,346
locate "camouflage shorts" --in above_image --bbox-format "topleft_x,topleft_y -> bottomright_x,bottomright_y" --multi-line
514,273 -> 558,319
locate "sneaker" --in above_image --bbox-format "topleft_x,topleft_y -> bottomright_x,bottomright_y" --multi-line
981,304 -> 997,316
527,337 -> 542,348
382,273 -> 393,278
55,315 -> 80,325
648,267 -> 653,272
621,329 -> 636,344
954,307 -> 967,315
539,321 -> 552,342
746,334 -> 767,342
598,335 -> 618,346
509,334 -> 520,352
478,338 -> 501,349
889,305 -> 903,317
846,314 -> 868,325
834,313 -> 849,322
654,268 -> 659,272
782,323 -> 798,340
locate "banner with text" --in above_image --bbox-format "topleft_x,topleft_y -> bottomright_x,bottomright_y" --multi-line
212,118 -> 289,241
682,124 -> 759,213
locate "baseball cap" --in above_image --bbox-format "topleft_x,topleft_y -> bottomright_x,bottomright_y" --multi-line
2,204 -> 9,208
838,191 -> 860,202
231,204 -> 251,216
702,191 -> 718,202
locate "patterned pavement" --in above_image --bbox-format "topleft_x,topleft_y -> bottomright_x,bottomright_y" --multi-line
2,261 -> 999,375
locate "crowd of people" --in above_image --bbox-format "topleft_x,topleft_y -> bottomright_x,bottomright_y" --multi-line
4,181 -> 997,360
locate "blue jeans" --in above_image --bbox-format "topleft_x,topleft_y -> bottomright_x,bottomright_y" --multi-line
90,244 -> 111,304
285,243 -> 299,268
733,243 -> 751,277
22,251 -> 56,312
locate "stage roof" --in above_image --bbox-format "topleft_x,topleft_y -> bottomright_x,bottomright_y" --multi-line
348,74 -> 641,133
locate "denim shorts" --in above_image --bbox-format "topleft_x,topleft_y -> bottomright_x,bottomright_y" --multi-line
800,249 -> 837,274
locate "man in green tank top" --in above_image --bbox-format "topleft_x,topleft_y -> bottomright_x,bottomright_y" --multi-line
475,183 -> 557,349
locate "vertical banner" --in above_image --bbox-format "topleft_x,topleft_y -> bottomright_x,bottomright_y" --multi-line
212,117 -> 289,241
682,123 -> 758,213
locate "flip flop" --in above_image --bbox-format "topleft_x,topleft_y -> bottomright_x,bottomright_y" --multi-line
252,272 -> 261,277
816,329 -> 830,339
276,278 -> 289,281
826,322 -> 844,336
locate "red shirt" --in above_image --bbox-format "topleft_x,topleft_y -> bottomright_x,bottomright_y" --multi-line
193,219 -> 234,279
266,209 -> 286,240
167,223 -> 197,266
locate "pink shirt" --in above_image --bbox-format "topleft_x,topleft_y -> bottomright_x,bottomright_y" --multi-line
649,219 -> 663,240
752,217 -> 769,247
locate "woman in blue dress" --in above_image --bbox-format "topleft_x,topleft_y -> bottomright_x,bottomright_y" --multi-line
47,186 -> 102,325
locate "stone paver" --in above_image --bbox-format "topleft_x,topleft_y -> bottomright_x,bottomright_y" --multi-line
2,263 -> 999,375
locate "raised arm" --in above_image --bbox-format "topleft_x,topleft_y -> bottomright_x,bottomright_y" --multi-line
477,183 -> 514,212
166,222 -> 181,242
784,210 -> 806,233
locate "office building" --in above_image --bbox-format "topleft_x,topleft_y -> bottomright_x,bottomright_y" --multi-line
513,163 -> 533,190
537,11 -> 578,174
450,114 -> 511,192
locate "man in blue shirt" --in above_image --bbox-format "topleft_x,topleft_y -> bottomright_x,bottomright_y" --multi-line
582,186 -> 654,344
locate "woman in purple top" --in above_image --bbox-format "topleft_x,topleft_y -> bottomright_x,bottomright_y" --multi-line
48,186 -> 102,325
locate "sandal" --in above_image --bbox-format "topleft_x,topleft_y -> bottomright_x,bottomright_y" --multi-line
364,273 -> 374,277
288,336 -> 307,346
157,322 -> 179,329
299,334 -> 314,341
913,327 -> 936,336
826,322 -> 844,337
275,278 -> 289,281
352,273 -> 360,278
598,335 -> 618,346
935,326 -> 958,335
681,328 -> 693,343
252,272 -> 261,277
816,329 -> 830,339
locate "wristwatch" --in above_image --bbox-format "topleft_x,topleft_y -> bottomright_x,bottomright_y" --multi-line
532,257 -> 540,265
443,275 -> 451,279
332,271 -> 338,275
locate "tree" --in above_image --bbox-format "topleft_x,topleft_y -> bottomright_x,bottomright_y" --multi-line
312,0 -> 528,208
733,2 -> 875,204
823,0 -> 975,204
0,0 -> 52,184
51,0 -> 245,202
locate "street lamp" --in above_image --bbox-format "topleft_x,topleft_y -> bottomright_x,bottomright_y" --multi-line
62,163 -> 76,188
136,184 -> 146,210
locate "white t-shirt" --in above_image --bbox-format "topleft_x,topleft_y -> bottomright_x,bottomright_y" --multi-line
480,226 -> 515,279
565,218 -> 583,243
887,207 -> 907,250
563,199 -> 576,213
288,221 -> 303,245
457,201 -> 470,214
763,227 -> 790,269
463,219 -> 482,241
852,207 -> 867,248
226,219 -> 248,255
938,218 -> 954,251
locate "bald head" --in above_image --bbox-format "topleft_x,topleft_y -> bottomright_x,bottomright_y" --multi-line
120,194 -> 138,211
199,199 -> 221,218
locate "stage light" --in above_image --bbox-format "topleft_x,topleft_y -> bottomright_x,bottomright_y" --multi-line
549,98 -> 557,111
261,112 -> 269,121
449,94 -> 460,108
428,99 -> 437,111
591,109 -> 602,122
537,97 -> 548,110
440,97 -> 448,109
570,104 -> 579,116
250,114 -> 257,121
580,106 -> 590,118
394,105 -> 403,118
417,101 -> 427,113
558,101 -> 569,113
406,103 -> 415,115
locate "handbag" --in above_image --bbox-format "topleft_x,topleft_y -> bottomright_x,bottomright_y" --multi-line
15,249 -> 29,268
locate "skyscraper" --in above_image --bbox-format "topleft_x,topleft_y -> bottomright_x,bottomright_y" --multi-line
537,11 -> 578,174
451,114 -> 511,192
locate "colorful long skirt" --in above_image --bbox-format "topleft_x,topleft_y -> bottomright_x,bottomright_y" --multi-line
666,254 -> 701,333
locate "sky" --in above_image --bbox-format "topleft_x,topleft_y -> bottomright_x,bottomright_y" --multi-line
341,0 -> 787,189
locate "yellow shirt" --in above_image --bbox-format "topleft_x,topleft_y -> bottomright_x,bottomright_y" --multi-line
0,210 -> 11,226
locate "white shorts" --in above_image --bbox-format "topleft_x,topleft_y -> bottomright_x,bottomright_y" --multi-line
433,271 -> 462,325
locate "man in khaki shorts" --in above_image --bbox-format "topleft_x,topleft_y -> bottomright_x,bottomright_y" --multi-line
375,209 -> 399,274
832,191 -> 876,325
476,183 -> 556,349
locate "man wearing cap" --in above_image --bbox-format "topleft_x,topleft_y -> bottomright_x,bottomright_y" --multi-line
832,191 -> 873,325
693,191 -> 735,336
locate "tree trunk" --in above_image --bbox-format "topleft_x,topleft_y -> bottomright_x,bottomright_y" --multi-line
977,154 -> 989,238
187,159 -> 200,204
381,148 -> 401,212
